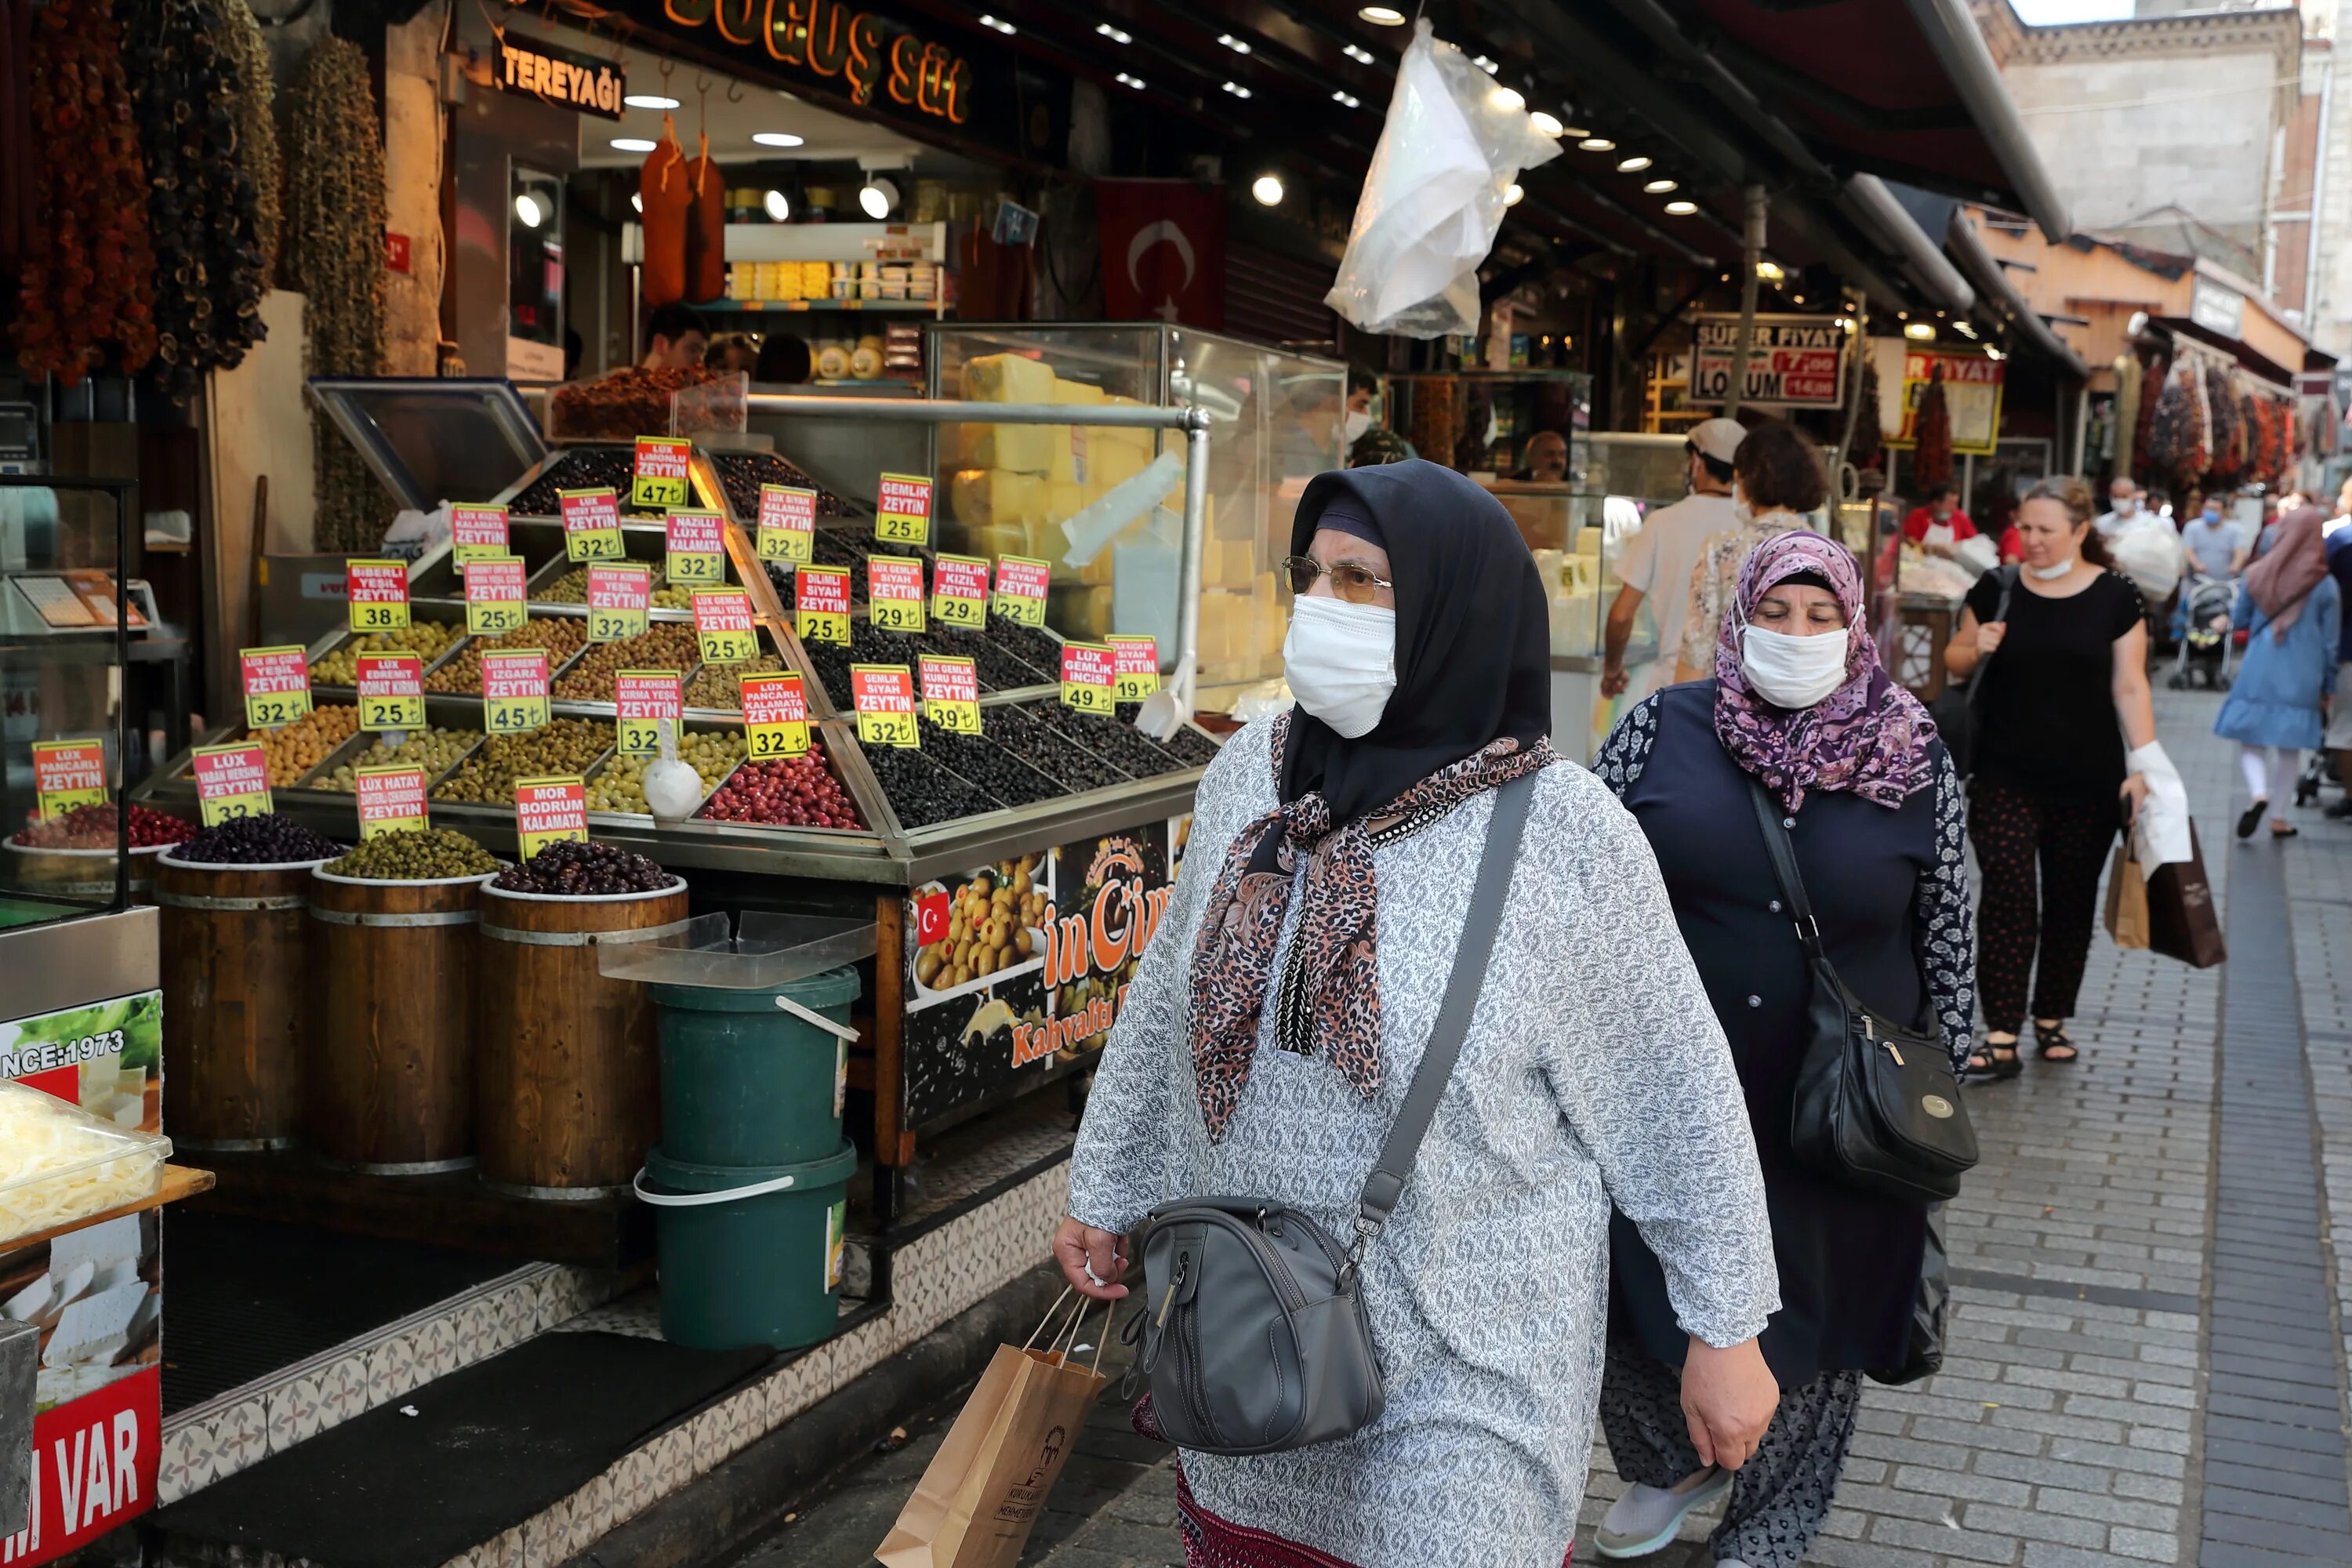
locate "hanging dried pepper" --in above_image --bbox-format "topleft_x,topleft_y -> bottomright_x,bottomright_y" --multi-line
1910,364 -> 1952,493
220,0 -> 280,288
2131,356 -> 2165,480
13,0 -> 158,382
1851,361 -> 1884,470
2205,365 -> 2243,480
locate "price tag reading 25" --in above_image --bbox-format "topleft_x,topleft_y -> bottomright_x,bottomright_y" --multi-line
873,472 -> 932,547
464,555 -> 528,636
793,565 -> 852,646
851,663 -> 918,748
355,652 -> 426,732
693,588 -> 760,665
867,555 -> 926,633
740,672 -> 811,760
614,670 -> 682,757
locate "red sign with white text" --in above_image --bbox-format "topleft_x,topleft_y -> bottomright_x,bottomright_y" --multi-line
1,1350 -> 158,1566
450,505 -> 511,562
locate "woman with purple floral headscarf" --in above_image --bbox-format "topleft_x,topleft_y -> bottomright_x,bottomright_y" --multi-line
1588,530 -> 1975,1568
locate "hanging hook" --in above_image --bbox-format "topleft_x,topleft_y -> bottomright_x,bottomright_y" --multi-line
726,78 -> 745,103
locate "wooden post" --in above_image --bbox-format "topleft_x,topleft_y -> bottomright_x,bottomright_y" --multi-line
873,891 -> 913,1167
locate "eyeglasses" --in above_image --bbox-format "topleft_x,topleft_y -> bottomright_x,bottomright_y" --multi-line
1282,554 -> 1395,604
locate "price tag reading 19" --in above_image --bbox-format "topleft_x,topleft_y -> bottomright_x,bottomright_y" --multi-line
347,559 -> 411,633
481,648 -> 551,735
614,670 -> 682,757
919,655 -> 982,735
794,565 -> 852,646
1059,641 -> 1118,716
632,436 -> 695,510
191,742 -> 273,826
31,739 -> 108,821
514,775 -> 590,861
851,663 -> 919,748
1107,633 -> 1161,702
873,471 -> 933,547
354,765 -> 430,839
931,554 -> 989,630
450,504 -> 511,564
664,508 -> 728,586
560,487 -> 624,561
756,485 -> 816,564
355,652 -> 426,731
740,671 -> 811,760
464,555 -> 528,636
994,555 -> 1051,627
587,563 -> 652,643
868,555 -> 927,633
693,588 -> 760,665
240,645 -> 313,730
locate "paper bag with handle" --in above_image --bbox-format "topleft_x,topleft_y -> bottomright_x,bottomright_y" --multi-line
2104,840 -> 2151,950
876,1289 -> 1109,1568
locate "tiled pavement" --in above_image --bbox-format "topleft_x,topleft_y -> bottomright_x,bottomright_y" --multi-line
747,690 -> 2352,1568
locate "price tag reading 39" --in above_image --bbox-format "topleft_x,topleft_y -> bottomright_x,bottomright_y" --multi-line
740,672 -> 811,759
693,588 -> 760,665
355,652 -> 426,731
587,564 -> 652,642
191,742 -> 273,826
931,554 -> 989,630
993,555 -> 1051,627
868,555 -> 927,633
514,775 -> 589,861
919,655 -> 981,734
873,472 -> 932,547
481,648 -> 551,735
240,645 -> 313,730
31,739 -> 108,820
756,485 -> 816,564
615,670 -> 682,757
1059,641 -> 1118,716
664,508 -> 728,586
560,487 -> 624,561
1107,633 -> 1161,702
463,555 -> 528,636
354,765 -> 430,839
632,436 -> 695,510
450,504 -> 511,564
793,565 -> 852,646
346,559 -> 411,633
851,663 -> 919,747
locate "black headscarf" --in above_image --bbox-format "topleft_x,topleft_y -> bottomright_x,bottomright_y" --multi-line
1280,459 -> 1552,826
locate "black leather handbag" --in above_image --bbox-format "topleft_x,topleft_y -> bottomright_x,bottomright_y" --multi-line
1747,783 -> 1979,1203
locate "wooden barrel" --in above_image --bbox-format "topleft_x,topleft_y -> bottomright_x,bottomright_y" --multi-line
5,841 -> 167,904
154,852 -> 328,1150
475,877 -> 688,1197
307,868 -> 490,1174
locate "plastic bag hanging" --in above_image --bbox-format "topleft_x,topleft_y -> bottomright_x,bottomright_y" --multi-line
1324,20 -> 1562,338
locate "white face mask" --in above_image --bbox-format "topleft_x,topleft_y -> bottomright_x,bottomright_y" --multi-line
1740,623 -> 1850,709
2114,497 -> 2136,516
1341,409 -> 1372,445
1284,594 -> 1396,739
2027,557 -> 2075,580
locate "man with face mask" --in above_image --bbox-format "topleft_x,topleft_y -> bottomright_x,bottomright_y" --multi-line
1342,369 -> 1377,448
2181,495 -> 2248,579
1602,417 -> 1745,706
2093,477 -> 2143,538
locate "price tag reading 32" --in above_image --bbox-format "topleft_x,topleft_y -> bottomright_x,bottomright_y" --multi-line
355,652 -> 426,732
587,564 -> 652,642
993,555 -> 1051,627
191,742 -> 273,826
693,588 -> 760,665
1107,633 -> 1161,702
851,663 -> 919,747
632,436 -> 695,510
919,655 -> 981,734
756,485 -> 816,564
1059,641 -> 1118,716
793,565 -> 852,646
31,739 -> 108,820
240,646 -> 313,730
346,559 -> 411,633
481,648 -> 551,735
867,555 -> 927,633
931,554 -> 989,630
560,487 -> 624,561
463,555 -> 528,636
873,472 -> 933,546
740,672 -> 811,760
450,504 -> 511,564
354,765 -> 429,839
614,670 -> 682,757
664,509 -> 728,586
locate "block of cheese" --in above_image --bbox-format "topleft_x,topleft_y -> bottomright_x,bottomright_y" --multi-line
1049,379 -> 1105,485
961,352 -> 1054,405
1046,481 -> 1083,524
1085,438 -> 1152,503
1052,585 -> 1114,640
971,423 -> 1054,474
950,468 -> 1047,532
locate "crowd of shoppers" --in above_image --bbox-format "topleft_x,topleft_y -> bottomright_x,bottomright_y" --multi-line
1674,423 -> 1829,683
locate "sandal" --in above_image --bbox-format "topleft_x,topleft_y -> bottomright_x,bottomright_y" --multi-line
1969,1040 -> 2024,1081
2034,1022 -> 2079,1062
2273,824 -> 2300,839
2238,800 -> 2269,840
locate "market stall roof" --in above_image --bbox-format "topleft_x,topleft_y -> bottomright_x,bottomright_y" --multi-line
1943,210 -> 2090,379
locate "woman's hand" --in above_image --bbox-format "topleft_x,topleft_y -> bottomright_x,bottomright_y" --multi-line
1680,1336 -> 1778,1470
1975,620 -> 2007,657
2121,771 -> 2150,823
1054,1215 -> 1130,1301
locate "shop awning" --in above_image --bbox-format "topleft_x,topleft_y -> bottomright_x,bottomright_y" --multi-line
1845,176 -> 1974,318
1942,211 -> 2090,379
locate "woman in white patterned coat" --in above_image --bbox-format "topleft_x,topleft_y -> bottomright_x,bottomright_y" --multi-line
1053,460 -> 1783,1568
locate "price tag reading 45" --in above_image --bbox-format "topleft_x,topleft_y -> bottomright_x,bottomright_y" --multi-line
664,509 -> 728,586
1107,633 -> 1161,702
191,742 -> 273,826
560,488 -> 624,561
240,645 -> 313,730
756,485 -> 816,564
587,564 -> 652,642
693,588 -> 760,665
615,670 -> 682,757
355,652 -> 426,731
919,655 -> 981,734
347,559 -> 411,633
793,565 -> 852,646
851,663 -> 919,747
868,556 -> 926,633
464,555 -> 528,636
874,472 -> 932,546
993,555 -> 1051,627
632,436 -> 695,510
354,765 -> 429,839
1059,641 -> 1118,716
741,672 -> 811,760
514,775 -> 589,861
481,648 -> 551,735
931,554 -> 989,630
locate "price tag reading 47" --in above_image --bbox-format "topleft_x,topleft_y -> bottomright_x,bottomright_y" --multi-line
873,472 -> 932,547
354,765 -> 429,839
615,670 -> 681,757
464,555 -> 528,636
756,485 -> 816,564
632,436 -> 695,510
560,487 -> 624,561
740,672 -> 810,760
240,645 -> 313,730
514,775 -> 589,861
693,588 -> 759,665
868,555 -> 926,633
851,663 -> 919,747
587,563 -> 652,642
481,648 -> 550,735
191,742 -> 273,827
931,554 -> 989,630
347,559 -> 411,633
994,555 -> 1051,627
664,509 -> 728,586
31,739 -> 108,820
793,565 -> 851,646
1107,633 -> 1160,702
1059,641 -> 1117,716
355,652 -> 426,732
919,655 -> 981,734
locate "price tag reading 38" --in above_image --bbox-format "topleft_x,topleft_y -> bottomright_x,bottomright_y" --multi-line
867,555 -> 927,633
481,648 -> 551,735
1059,641 -> 1118,716
851,663 -> 919,748
614,670 -> 682,757
873,472 -> 932,547
931,554 -> 989,630
346,559 -> 411,633
586,564 -> 652,643
191,742 -> 273,826
354,652 -> 426,731
919,655 -> 981,734
240,646 -> 313,730
793,565 -> 852,646
693,588 -> 760,665
560,488 -> 625,561
664,508 -> 728,586
993,555 -> 1051,627
740,672 -> 811,760
1107,633 -> 1161,702
463,555 -> 528,636
756,485 -> 816,564
632,436 -> 695,510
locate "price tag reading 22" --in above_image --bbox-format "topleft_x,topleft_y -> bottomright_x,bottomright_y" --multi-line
693,588 -> 760,665
355,652 -> 426,731
852,664 -> 918,747
868,555 -> 926,633
741,672 -> 810,759
994,555 -> 1051,627
794,565 -> 851,646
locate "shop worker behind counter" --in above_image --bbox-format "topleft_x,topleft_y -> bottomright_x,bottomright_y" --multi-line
1054,459 -> 1782,1568
638,302 -> 709,372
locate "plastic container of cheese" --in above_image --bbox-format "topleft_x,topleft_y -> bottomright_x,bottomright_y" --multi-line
0,1081 -> 170,1248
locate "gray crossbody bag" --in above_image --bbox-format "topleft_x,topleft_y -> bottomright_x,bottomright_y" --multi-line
1127,771 -> 1537,1454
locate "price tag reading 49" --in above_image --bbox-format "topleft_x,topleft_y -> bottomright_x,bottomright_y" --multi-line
868,556 -> 926,633
560,488 -> 624,561
31,740 -> 108,820
355,652 -> 426,732
793,565 -> 851,646
994,555 -> 1051,627
694,588 -> 759,664
632,436 -> 695,510
354,765 -> 429,839
191,742 -> 273,826
347,559 -> 411,633
240,646 -> 313,731
874,472 -> 932,547
464,555 -> 528,636
740,671 -> 810,760
919,655 -> 981,734
1059,641 -> 1118,716
481,648 -> 551,735
614,670 -> 681,757
1107,633 -> 1161,702
514,775 -> 589,861
587,564 -> 652,643
851,663 -> 919,747
931,554 -> 989,630
756,485 -> 816,564
664,509 -> 727,586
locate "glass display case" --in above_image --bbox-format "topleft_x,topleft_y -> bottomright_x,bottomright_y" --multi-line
927,323 -> 1346,703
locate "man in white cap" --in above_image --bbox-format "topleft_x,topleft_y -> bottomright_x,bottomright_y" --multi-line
1602,416 -> 1746,707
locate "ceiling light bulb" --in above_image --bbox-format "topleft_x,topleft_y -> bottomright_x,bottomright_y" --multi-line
610,137 -> 657,153
514,194 -> 543,229
1342,42 -> 1374,63
1953,321 -> 1979,338
1251,174 -> 1285,206
622,94 -> 678,110
1664,200 -> 1697,215
1577,136 -> 1615,152
1616,154 -> 1651,172
1218,33 -> 1250,53
1358,5 -> 1406,23
1096,22 -> 1131,43
1491,85 -> 1524,112
1504,183 -> 1524,205
978,13 -> 1015,33
1529,110 -> 1563,137
1332,89 -> 1361,108
1223,80 -> 1251,98
1755,260 -> 1784,281
764,189 -> 789,221
1643,178 -> 1677,193
752,132 -> 804,147
1472,54 -> 1497,74
1116,71 -> 1146,89
1904,321 -> 1936,339
858,177 -> 898,219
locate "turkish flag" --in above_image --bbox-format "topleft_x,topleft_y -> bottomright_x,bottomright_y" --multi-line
1095,180 -> 1225,328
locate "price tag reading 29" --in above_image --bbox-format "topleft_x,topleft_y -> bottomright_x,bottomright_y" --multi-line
464,555 -> 528,636
931,554 -> 989,630
756,485 -> 816,564
664,508 -> 727,586
632,436 -> 695,510
794,565 -> 852,646
481,648 -> 551,735
693,588 -> 760,665
919,655 -> 981,734
873,472 -> 932,547
355,652 -> 426,731
740,672 -> 811,760
346,559 -> 411,633
1059,641 -> 1118,716
560,488 -> 624,561
240,646 -> 313,730
868,555 -> 926,633
614,670 -> 681,757
851,663 -> 919,748
586,564 -> 651,643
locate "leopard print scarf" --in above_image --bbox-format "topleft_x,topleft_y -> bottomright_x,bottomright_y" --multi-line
1187,713 -> 1556,1142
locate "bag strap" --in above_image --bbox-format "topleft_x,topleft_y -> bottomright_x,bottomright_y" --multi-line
1746,780 -> 1831,968
1352,770 -> 1539,1258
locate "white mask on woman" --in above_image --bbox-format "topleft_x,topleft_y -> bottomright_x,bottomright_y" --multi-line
1284,595 -> 1397,739
2027,556 -> 2076,581
1739,624 -> 1850,709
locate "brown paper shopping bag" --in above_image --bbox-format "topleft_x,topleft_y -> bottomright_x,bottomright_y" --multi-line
877,1293 -> 1109,1568
2104,842 -> 2151,950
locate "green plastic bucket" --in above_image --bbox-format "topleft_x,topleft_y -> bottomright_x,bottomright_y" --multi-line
649,964 -> 861,1167
637,1141 -> 858,1352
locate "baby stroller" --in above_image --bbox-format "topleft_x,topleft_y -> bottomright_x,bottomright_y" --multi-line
2165,575 -> 2238,690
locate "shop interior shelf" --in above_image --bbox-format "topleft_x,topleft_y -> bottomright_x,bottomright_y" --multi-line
9,1163 -> 215,1254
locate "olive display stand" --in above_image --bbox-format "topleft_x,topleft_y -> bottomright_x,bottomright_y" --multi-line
307,868 -> 491,1174
155,854 -> 330,1151
4,840 -> 168,903
475,879 -> 690,1198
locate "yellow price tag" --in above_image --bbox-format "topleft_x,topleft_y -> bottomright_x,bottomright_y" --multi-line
931,554 -> 989,630
30,740 -> 108,820
355,652 -> 426,732
793,565 -> 853,646
757,485 -> 816,564
481,648 -> 551,735
852,663 -> 920,748
1059,641 -> 1118,716
741,672 -> 810,759
693,588 -> 760,665
993,556 -> 1051,627
347,559 -> 411,633
468,599 -> 525,637
614,671 -> 681,757
239,645 -> 313,731
560,488 -> 625,561
586,564 -> 652,643
354,765 -> 430,838
514,775 -> 589,860
191,743 -> 274,826
920,655 -> 981,734
664,508 -> 728,586
632,436 -> 695,510
874,472 -> 933,547
1108,633 -> 1162,702
465,557 -> 530,638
